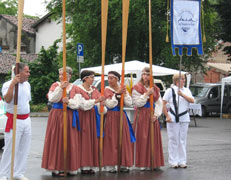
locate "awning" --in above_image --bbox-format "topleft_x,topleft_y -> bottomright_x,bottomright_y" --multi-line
207,63 -> 231,74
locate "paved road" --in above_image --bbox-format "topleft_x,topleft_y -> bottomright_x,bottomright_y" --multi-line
1,116 -> 231,180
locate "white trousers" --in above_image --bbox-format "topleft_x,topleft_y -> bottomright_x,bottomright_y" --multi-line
167,122 -> 189,166
0,117 -> 31,179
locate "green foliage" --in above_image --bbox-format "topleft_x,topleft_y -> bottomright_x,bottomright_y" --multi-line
30,103 -> 48,112
46,0 -> 219,75
216,0 -> 231,60
0,0 -> 17,15
28,41 -> 60,104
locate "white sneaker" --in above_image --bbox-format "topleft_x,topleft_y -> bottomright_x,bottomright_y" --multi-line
179,164 -> 187,168
171,164 -> 178,168
14,176 -> 29,180
0,176 -> 8,180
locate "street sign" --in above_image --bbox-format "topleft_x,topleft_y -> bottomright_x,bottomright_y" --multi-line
77,43 -> 84,63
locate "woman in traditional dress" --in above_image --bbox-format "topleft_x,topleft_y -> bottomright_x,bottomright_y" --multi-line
132,67 -> 164,170
103,71 -> 135,173
41,67 -> 82,177
77,70 -> 105,174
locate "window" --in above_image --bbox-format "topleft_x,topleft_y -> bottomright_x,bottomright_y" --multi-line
208,87 -> 218,99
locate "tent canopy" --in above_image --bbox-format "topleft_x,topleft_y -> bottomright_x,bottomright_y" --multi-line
220,76 -> 231,118
81,60 -> 190,87
81,60 -> 187,78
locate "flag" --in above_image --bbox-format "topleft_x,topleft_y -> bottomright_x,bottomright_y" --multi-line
170,0 -> 203,56
126,73 -> 133,95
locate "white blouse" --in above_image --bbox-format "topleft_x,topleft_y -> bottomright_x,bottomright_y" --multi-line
78,84 -> 107,114
48,82 -> 82,110
105,86 -> 133,109
132,88 -> 163,118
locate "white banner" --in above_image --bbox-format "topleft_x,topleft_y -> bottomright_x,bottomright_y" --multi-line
173,1 -> 199,45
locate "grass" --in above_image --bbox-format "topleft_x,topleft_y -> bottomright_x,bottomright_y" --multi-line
30,103 -> 48,112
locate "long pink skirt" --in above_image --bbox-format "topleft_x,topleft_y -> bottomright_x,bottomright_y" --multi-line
103,110 -> 133,167
133,107 -> 164,168
41,108 -> 80,171
78,108 -> 99,167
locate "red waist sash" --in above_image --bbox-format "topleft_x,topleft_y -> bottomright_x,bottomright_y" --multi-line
5,112 -> 29,132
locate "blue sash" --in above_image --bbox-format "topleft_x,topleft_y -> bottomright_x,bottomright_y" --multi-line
143,102 -> 155,108
52,103 -> 80,131
108,106 -> 136,143
94,105 -> 104,138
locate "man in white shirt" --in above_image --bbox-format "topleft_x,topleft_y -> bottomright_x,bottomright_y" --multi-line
163,73 -> 194,169
0,63 -> 31,180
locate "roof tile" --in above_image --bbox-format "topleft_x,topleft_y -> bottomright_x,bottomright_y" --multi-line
1,14 -> 38,34
0,53 -> 38,74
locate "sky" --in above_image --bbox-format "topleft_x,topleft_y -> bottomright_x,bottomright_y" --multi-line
24,0 -> 51,17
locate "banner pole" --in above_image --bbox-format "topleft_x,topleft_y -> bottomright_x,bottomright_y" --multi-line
177,55 -> 183,113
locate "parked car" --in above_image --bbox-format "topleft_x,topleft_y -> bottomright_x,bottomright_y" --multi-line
0,96 -> 7,149
190,83 -> 231,117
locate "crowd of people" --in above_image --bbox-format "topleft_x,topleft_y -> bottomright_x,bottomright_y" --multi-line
0,63 -> 194,179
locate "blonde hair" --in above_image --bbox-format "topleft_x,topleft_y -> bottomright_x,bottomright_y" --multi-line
139,67 -> 152,85
172,73 -> 185,85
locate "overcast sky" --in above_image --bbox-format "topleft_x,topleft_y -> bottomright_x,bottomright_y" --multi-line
24,0 -> 51,17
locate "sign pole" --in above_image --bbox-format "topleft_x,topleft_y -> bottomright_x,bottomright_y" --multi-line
78,57 -> 81,78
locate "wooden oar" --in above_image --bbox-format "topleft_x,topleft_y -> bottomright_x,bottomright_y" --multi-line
118,0 -> 130,173
99,0 -> 108,173
62,0 -> 68,176
148,0 -> 155,171
10,1 -> 24,180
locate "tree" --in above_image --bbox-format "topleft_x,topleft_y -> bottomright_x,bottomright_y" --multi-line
0,0 -> 17,15
46,0 -> 219,74
216,0 -> 231,60
29,41 -> 60,104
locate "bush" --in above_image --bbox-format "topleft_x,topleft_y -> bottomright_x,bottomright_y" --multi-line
29,41 -> 60,104
30,103 -> 48,112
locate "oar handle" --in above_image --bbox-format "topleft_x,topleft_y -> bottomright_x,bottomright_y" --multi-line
11,0 -> 24,179
14,63 -> 19,105
148,0 -> 155,170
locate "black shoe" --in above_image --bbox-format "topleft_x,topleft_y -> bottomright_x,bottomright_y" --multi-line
52,172 -> 65,177
67,172 -> 76,176
89,169 -> 95,174
109,169 -> 117,173
120,168 -> 129,173
81,170 -> 89,174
